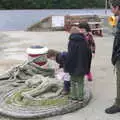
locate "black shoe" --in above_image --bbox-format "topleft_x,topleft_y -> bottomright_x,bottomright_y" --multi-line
105,105 -> 120,114
88,78 -> 92,82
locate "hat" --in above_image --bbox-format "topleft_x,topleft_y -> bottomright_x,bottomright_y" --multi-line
78,22 -> 91,32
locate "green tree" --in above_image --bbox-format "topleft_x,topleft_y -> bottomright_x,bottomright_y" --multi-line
0,0 -> 106,9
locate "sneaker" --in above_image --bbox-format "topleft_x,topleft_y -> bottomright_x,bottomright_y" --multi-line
105,105 -> 120,114
88,78 -> 92,81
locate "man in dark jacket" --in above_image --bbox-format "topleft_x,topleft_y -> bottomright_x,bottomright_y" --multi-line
105,0 -> 120,114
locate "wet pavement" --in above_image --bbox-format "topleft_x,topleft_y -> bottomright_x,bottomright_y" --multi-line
0,31 -> 120,120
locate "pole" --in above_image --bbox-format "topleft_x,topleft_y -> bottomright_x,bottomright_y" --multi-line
105,0 -> 108,15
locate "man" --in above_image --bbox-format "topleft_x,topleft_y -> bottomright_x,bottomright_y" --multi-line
105,0 -> 120,114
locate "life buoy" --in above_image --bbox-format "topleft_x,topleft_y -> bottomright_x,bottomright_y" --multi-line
108,16 -> 117,26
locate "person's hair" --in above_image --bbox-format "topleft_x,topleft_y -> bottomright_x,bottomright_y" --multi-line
78,22 -> 91,32
111,0 -> 120,9
47,49 -> 60,58
70,26 -> 80,33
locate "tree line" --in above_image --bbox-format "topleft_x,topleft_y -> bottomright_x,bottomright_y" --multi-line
0,0 -> 105,9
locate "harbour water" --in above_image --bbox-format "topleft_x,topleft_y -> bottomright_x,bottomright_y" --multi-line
0,9 -> 112,30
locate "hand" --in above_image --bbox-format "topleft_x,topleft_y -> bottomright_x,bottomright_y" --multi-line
92,53 -> 95,58
49,56 -> 56,60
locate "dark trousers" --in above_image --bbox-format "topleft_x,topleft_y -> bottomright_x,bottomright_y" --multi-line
115,60 -> 120,106
64,81 -> 70,92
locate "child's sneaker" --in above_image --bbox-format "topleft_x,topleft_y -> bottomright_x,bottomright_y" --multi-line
86,72 -> 93,82
88,78 -> 93,81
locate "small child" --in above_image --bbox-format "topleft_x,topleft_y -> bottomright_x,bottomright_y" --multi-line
70,23 -> 95,81
78,22 -> 96,81
64,30 -> 91,100
47,49 -> 70,95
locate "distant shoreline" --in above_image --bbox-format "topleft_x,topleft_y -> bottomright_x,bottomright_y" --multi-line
0,9 -> 112,31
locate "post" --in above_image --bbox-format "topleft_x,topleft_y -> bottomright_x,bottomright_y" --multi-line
105,0 -> 108,15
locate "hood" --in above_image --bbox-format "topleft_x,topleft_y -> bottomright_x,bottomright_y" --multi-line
69,33 -> 85,42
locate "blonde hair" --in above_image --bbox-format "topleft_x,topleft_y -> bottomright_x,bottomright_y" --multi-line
70,26 -> 80,34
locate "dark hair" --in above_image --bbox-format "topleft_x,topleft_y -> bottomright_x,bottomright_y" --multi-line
111,0 -> 120,8
78,22 -> 91,32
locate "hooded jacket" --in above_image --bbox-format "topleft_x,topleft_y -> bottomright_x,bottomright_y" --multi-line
64,33 -> 92,76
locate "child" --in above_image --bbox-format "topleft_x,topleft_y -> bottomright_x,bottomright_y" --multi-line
59,24 -> 94,96
78,22 -> 95,81
47,49 -> 70,95
64,30 -> 91,100
55,52 -> 71,95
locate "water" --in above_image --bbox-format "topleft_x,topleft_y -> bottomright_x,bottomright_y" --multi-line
0,9 -> 112,31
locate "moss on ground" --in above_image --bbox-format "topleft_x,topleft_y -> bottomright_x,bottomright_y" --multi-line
6,88 -> 68,107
